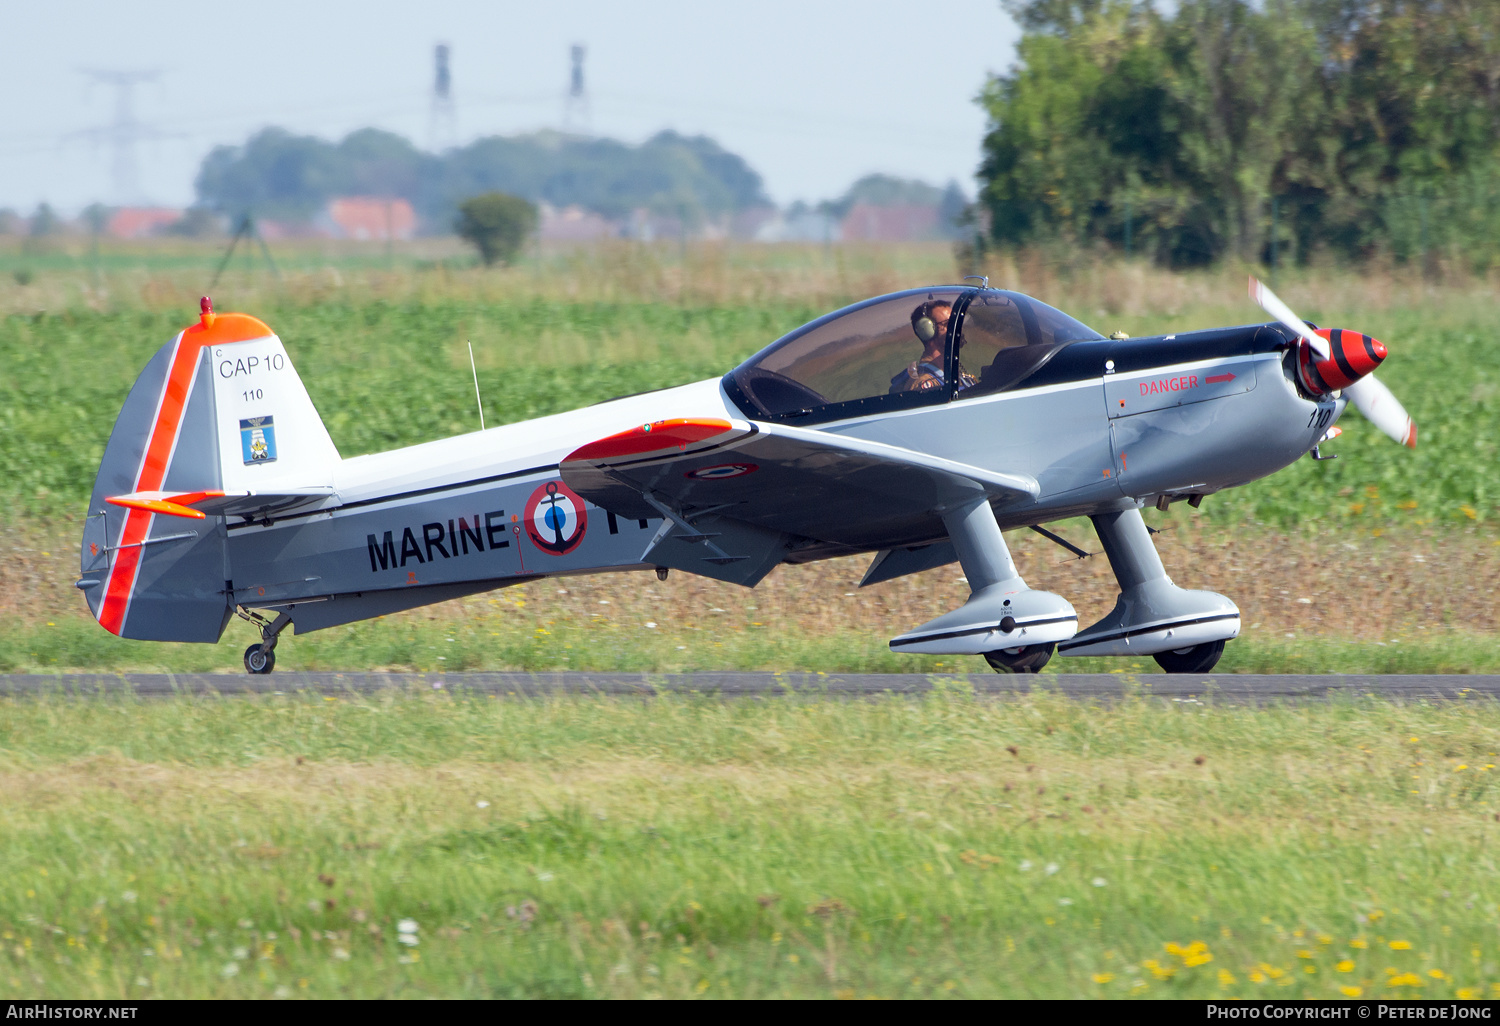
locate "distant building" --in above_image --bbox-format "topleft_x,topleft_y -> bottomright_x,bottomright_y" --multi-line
538,203 -> 617,242
323,197 -> 417,241
730,206 -> 778,240
106,207 -> 183,239
754,209 -> 839,243
839,203 -> 941,242
257,220 -> 327,241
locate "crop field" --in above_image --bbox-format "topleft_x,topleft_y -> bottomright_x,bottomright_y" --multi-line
4,687 -> 1500,999
0,237 -> 1495,674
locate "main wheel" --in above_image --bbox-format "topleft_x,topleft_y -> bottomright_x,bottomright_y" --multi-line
243,644 -> 276,675
1152,639 -> 1225,674
984,643 -> 1055,674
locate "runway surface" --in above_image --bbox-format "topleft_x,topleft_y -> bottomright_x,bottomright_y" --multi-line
1,672 -> 1498,701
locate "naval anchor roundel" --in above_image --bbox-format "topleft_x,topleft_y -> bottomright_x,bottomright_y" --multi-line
685,463 -> 758,480
524,480 -> 589,556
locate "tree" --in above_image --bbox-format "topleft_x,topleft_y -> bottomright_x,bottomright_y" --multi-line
29,203 -> 60,237
455,192 -> 537,266
980,0 -> 1500,267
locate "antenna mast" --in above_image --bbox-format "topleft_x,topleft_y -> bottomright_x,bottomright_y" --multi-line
468,342 -> 486,431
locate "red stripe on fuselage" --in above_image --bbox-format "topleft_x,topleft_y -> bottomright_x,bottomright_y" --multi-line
97,313 -> 275,636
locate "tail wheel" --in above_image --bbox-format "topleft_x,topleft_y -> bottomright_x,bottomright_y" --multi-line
984,643 -> 1054,674
1152,639 -> 1226,674
243,644 -> 276,675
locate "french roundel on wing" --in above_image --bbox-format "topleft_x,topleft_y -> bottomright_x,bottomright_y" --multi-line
523,480 -> 589,555
685,463 -> 759,480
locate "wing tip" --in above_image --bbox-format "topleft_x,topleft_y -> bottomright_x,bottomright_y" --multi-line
566,418 -> 739,463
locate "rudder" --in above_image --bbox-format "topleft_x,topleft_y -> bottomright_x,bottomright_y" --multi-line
79,300 -> 339,641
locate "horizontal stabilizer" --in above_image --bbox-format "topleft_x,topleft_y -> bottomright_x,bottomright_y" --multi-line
107,488 -> 335,520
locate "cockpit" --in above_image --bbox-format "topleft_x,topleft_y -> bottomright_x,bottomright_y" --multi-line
723,286 -> 1105,424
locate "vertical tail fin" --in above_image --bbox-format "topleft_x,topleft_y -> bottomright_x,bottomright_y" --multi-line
80,301 -> 339,641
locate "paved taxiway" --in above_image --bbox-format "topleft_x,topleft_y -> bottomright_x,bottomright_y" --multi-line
0,673 -> 1497,701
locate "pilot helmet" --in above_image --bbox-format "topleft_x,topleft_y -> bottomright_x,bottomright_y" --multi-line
912,300 -> 951,344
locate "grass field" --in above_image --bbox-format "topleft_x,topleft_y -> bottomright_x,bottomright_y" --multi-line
3,688 -> 1500,999
0,239 -> 1496,674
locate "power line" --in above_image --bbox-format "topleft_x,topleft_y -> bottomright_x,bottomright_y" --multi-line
563,44 -> 590,133
428,43 -> 457,151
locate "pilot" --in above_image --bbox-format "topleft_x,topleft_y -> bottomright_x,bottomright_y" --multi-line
889,300 -> 975,393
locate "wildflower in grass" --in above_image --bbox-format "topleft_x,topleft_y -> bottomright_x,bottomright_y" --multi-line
1166,941 -> 1213,967
1092,878 -> 1107,887
1092,973 -> 1114,984
1429,969 -> 1447,980
1218,969 -> 1236,986
1458,988 -> 1480,1000
1388,972 -> 1423,987
1044,862 -> 1059,875
221,962 -> 239,978
1389,940 -> 1411,950
1019,860 -> 1033,871
1341,986 -> 1363,997
476,800 -> 489,808
1337,960 -> 1355,972
1352,939 -> 1369,949
1297,949 -> 1313,959
1142,959 -> 1176,980
332,947 -> 350,960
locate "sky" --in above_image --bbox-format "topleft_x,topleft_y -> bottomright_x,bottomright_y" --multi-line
0,0 -> 1020,214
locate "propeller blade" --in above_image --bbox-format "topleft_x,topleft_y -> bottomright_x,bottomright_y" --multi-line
1343,374 -> 1416,448
1248,276 -> 1331,360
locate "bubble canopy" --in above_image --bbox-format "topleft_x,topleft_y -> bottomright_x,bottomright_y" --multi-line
722,287 -> 1103,424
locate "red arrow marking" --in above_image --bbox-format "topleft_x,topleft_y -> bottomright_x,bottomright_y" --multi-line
1205,372 -> 1236,384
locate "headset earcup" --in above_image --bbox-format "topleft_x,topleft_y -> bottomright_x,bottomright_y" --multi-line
915,316 -> 936,343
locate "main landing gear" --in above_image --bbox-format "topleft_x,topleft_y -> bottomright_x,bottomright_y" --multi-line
886,499 -> 1239,675
1056,509 -> 1239,673
236,608 -> 291,675
1151,639 -> 1227,674
888,497 -> 1078,662
984,643 -> 1055,675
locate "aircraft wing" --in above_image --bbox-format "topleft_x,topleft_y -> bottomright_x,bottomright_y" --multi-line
560,417 -> 1037,551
